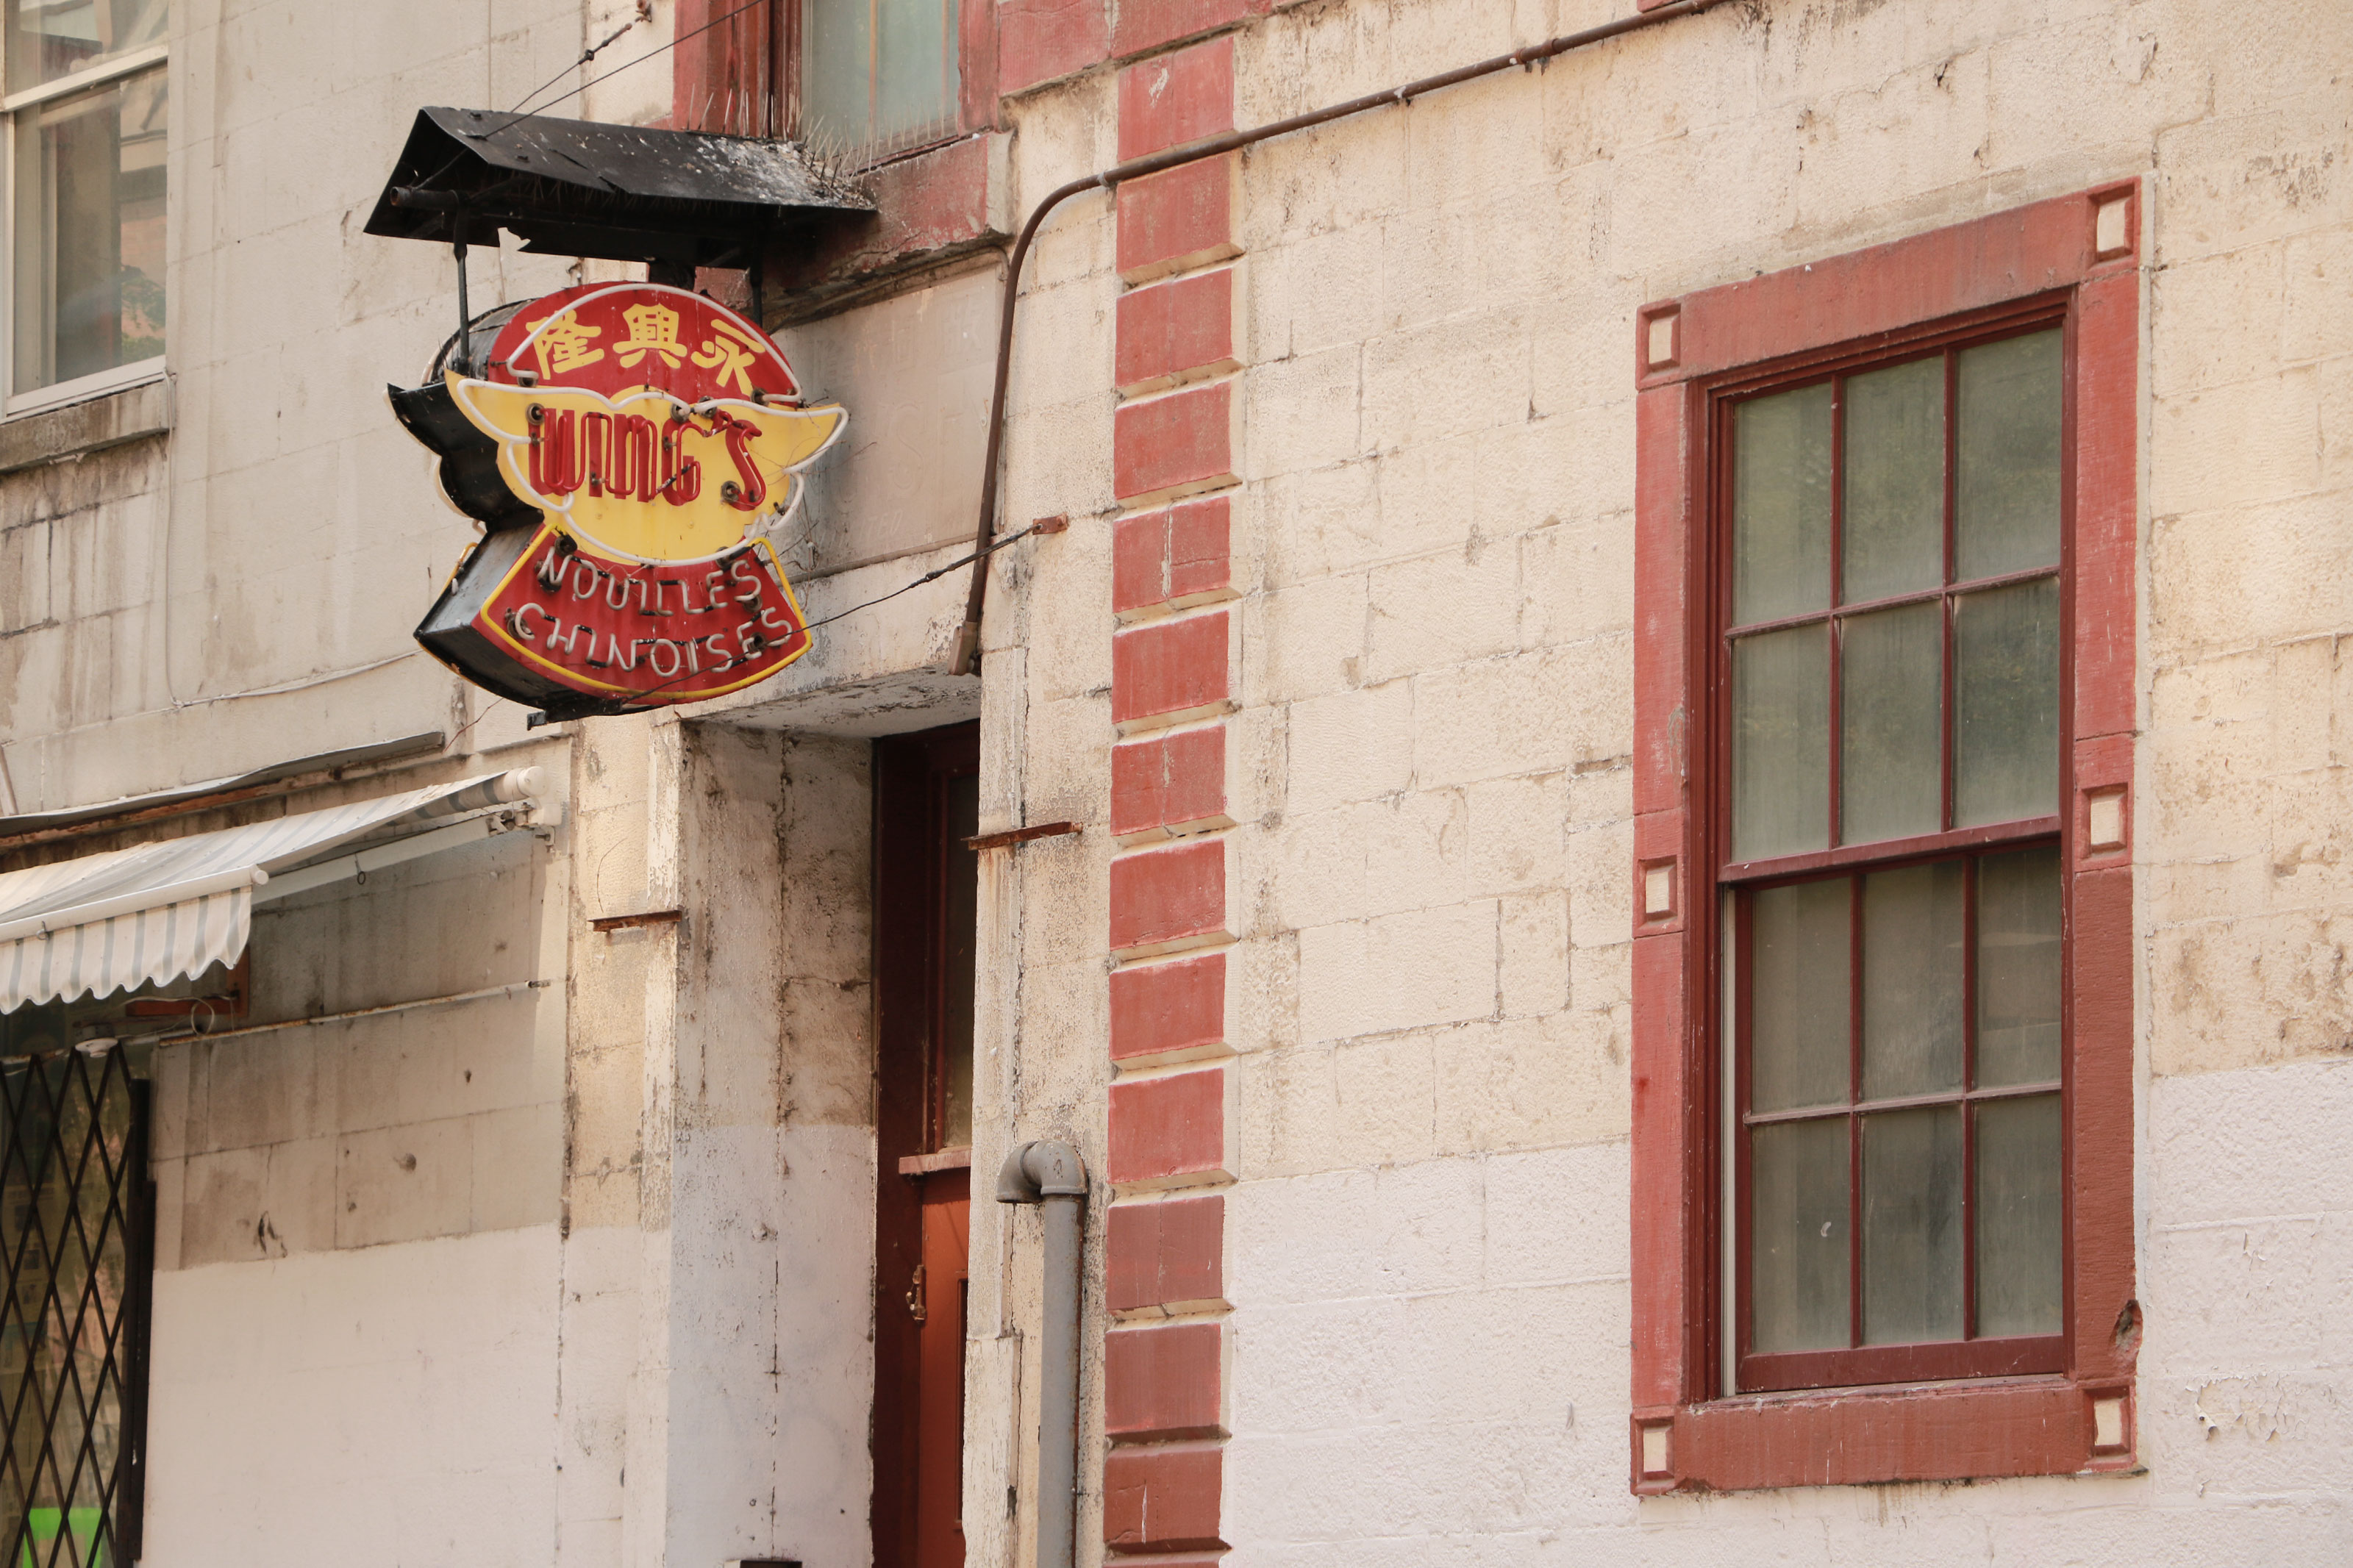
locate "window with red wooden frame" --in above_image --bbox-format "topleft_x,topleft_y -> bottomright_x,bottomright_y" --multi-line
1725,317 -> 2070,1394
674,0 -> 995,166
1629,185 -> 2141,1494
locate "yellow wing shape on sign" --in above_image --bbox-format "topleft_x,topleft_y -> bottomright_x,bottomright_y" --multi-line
446,372 -> 848,564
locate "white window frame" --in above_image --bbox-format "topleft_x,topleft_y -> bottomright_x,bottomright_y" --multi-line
0,37 -> 169,420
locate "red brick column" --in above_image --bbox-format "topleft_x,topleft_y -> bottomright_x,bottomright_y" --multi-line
1102,32 -> 1242,1568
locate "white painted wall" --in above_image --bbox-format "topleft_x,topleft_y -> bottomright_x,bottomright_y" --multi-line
145,1228 -> 562,1568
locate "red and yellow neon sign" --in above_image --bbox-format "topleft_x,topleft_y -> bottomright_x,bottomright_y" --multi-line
408,284 -> 847,712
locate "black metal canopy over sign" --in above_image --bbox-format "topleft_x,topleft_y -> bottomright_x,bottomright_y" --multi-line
363,107 -> 872,270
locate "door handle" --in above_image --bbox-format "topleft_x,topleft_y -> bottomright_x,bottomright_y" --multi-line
907,1263 -> 927,1322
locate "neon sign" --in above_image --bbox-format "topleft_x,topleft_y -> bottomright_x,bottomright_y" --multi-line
405,284 -> 846,716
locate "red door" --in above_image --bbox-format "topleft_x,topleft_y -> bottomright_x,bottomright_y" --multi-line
874,724 -> 980,1568
912,1172 -> 971,1568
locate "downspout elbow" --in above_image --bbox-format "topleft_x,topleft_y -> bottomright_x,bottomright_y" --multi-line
996,1139 -> 1088,1202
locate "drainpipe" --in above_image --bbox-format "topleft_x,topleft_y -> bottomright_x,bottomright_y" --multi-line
996,1139 -> 1090,1568
948,0 -> 1732,675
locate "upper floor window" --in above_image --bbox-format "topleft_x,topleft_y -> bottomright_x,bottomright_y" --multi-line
801,0 -> 960,163
4,0 -> 166,413
1725,326 -> 2068,1391
1627,184 -> 2142,1493
676,0 -> 974,170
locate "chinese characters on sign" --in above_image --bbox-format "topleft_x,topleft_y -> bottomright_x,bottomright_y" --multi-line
403,284 -> 849,714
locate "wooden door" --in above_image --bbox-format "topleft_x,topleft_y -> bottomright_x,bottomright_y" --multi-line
912,1170 -> 971,1568
872,723 -> 980,1568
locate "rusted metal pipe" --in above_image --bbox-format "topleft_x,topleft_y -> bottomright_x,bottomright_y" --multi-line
947,0 -> 1732,674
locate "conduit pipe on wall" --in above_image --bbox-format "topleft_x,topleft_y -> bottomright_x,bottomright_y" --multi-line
947,0 -> 1733,673
996,1139 -> 1090,1568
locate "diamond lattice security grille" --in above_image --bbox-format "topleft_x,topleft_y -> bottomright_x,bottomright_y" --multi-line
0,1047 -> 147,1568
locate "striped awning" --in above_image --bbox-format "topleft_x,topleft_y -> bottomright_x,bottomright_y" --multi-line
0,771 -> 537,1014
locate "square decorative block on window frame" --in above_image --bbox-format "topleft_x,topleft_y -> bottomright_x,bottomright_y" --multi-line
1,0 -> 168,418
1629,182 -> 2140,1493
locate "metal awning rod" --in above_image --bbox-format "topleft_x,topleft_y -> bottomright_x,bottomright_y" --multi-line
252,809 -> 525,906
949,0 -> 1732,673
155,979 -> 552,1045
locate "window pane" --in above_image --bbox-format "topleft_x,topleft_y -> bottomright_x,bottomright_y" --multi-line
1861,861 -> 1964,1100
1751,1117 -> 1850,1354
4,0 -> 165,94
1861,1105 -> 1963,1345
13,66 -> 165,395
1732,382 -> 1832,625
803,0 -> 874,151
1977,845 -> 2063,1086
875,0 -> 957,146
1841,356 -> 1945,602
1750,878 -> 1849,1114
1954,578 -> 2059,827
804,0 -> 960,159
1976,1092 -> 2064,1337
1956,329 -> 2063,581
1840,601 -> 1943,845
1732,623 -> 1829,861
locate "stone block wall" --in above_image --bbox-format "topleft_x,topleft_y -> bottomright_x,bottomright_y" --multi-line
967,0 -> 2353,1560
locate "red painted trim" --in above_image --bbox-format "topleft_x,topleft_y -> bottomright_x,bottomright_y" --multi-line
1115,382 -> 1238,504
1630,184 -> 2141,1491
1649,1377 -> 2108,1493
1643,182 -> 2140,387
1113,612 -> 1232,729
1718,815 -> 2062,884
1117,268 -> 1239,395
1117,158 -> 1240,285
1116,498 -> 1235,616
1109,840 -> 1229,956
1114,509 -> 1173,617
1116,36 -> 1236,160
1632,386 -> 1693,819
1105,46 -> 1239,1565
1743,1333 -> 2065,1393
1104,1320 -> 1226,1440
1112,0 -> 1268,60
1113,726 -> 1229,842
2072,271 -> 2138,742
1104,1442 -> 1226,1550
1111,952 -> 1227,1063
1107,1194 -> 1227,1313
1108,1068 -> 1229,1186
671,0 -> 785,137
1629,930 -> 1697,1411
998,0 -> 1110,96
1168,496 -> 1232,601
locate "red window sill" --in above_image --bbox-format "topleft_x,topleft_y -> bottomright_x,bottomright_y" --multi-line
1632,1375 -> 2134,1494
